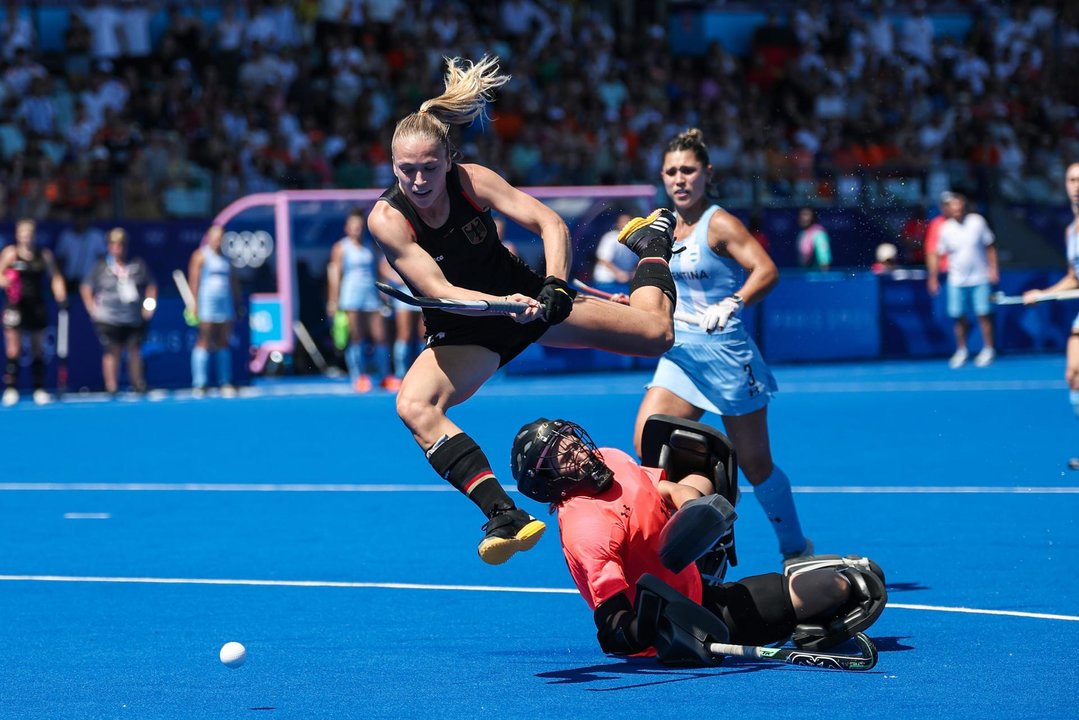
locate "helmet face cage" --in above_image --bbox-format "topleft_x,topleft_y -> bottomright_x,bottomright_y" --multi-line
512,419 -> 613,503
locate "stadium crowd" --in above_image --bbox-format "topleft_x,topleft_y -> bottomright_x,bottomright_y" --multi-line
0,0 -> 1076,222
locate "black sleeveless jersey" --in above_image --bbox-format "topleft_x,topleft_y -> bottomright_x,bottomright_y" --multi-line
377,165 -> 544,336
10,247 -> 47,307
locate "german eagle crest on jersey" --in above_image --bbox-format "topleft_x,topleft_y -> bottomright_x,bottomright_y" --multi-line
462,218 -> 487,245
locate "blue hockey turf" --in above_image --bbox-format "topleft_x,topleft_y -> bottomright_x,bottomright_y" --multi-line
0,355 -> 1075,719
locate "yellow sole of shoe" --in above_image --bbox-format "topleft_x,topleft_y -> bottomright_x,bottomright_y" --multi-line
616,209 -> 662,244
477,520 -> 546,565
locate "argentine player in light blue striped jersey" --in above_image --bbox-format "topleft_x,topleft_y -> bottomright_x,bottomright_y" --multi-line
633,128 -> 811,568
1023,162 -> 1079,467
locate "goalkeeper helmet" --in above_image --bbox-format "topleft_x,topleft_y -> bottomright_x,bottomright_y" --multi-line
511,418 -> 614,503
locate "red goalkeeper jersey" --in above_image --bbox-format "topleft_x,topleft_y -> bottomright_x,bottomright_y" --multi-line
557,447 -> 703,611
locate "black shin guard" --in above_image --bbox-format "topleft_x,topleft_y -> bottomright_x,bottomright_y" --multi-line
427,433 -> 514,517
30,357 -> 45,390
630,258 -> 676,305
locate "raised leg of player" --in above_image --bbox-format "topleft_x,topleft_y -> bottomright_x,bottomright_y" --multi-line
397,344 -> 543,562
396,344 -> 500,451
541,293 -> 673,356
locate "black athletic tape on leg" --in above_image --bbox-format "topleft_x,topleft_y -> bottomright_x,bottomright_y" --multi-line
629,258 -> 676,305
426,433 -> 513,516
30,357 -> 45,389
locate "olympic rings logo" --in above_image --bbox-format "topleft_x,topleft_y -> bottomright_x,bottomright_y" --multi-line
223,230 -> 274,268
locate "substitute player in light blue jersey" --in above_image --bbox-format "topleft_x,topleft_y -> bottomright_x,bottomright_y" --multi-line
1023,162 -> 1079,466
188,225 -> 241,398
327,208 -> 392,393
633,128 -> 810,568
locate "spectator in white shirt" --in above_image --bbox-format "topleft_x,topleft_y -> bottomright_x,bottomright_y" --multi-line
77,0 -> 125,60
592,212 -> 639,286
927,191 -> 999,368
898,2 -> 934,66
1,3 -> 35,61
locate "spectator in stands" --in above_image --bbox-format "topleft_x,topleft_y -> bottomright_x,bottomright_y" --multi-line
872,243 -> 898,274
592,212 -> 638,288
55,209 -> 106,289
796,207 -> 832,271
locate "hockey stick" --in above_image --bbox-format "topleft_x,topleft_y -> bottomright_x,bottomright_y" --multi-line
991,289 -> 1079,305
56,307 -> 68,396
293,320 -> 343,377
376,282 -> 528,314
572,279 -> 702,326
172,269 -> 198,326
708,632 -> 878,672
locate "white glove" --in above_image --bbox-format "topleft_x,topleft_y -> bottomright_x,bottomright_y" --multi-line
699,296 -> 743,334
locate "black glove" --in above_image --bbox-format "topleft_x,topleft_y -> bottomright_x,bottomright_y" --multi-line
536,276 -> 577,325
594,593 -> 648,655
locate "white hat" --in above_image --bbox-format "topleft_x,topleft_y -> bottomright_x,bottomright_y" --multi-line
875,243 -> 898,263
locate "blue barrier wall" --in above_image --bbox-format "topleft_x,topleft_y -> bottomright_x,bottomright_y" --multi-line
504,269 -> 1072,375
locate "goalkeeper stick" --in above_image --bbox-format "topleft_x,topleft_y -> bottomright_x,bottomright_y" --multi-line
708,632 -> 878,672
991,289 -> 1079,305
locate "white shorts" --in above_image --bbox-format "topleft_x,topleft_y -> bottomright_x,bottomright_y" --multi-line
198,293 -> 234,324
648,332 -> 777,416
339,279 -> 382,313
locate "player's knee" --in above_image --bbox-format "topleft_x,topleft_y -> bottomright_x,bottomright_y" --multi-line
644,323 -> 675,355
394,389 -> 436,429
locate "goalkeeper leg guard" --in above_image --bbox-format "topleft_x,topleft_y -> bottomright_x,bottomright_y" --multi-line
789,560 -> 887,651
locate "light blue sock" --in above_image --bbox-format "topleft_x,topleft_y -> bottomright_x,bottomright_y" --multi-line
1070,391 -> 1079,419
373,344 -> 390,379
393,340 -> 409,376
215,350 -> 232,386
752,465 -> 806,556
345,343 -> 362,382
191,347 -> 209,389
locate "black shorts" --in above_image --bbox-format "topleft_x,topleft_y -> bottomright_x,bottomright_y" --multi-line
422,265 -> 549,367
2,302 -> 48,331
424,315 -> 550,367
94,321 -> 147,348
702,572 -> 797,646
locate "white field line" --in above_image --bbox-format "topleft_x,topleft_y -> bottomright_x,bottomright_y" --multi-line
1,483 -> 1077,494
0,574 -> 1075,622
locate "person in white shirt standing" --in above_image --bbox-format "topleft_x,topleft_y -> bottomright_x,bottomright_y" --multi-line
927,191 -> 998,368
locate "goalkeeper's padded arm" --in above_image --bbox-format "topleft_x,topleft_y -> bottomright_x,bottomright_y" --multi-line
594,592 -> 650,655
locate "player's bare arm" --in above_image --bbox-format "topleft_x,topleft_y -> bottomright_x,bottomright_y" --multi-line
709,210 -> 777,305
368,199 -> 539,316
184,249 -> 201,313
0,246 -> 14,286
42,249 -> 67,303
461,163 -> 571,280
325,241 -> 343,314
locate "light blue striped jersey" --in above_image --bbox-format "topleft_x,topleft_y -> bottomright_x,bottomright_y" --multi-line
670,205 -> 745,339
